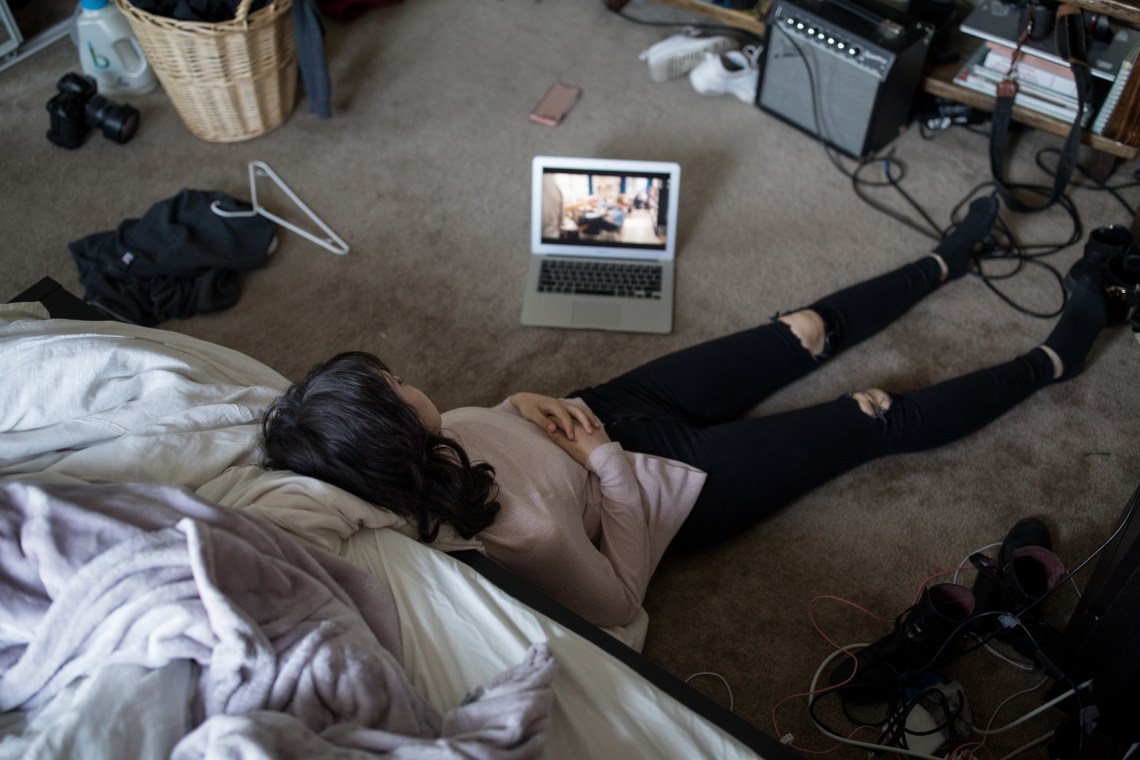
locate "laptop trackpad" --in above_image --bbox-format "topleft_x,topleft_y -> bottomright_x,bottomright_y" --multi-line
571,300 -> 622,329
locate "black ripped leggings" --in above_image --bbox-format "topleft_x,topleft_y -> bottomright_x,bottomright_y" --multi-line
572,257 -> 1055,552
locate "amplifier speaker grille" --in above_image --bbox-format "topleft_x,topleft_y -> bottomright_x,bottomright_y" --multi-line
757,0 -> 931,157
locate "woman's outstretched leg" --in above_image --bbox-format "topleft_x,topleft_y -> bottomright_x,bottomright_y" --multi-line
635,246 -> 1112,552
667,335 -> 1101,553
575,197 -> 1001,426
806,196 -> 999,354
633,348 -> 1057,552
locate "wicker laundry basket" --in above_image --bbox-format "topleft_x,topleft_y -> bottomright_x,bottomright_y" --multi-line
115,0 -> 298,143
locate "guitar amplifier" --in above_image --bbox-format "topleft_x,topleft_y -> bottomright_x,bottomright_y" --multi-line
757,0 -> 932,157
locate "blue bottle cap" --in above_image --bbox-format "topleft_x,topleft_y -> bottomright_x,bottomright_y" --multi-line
80,0 -> 110,9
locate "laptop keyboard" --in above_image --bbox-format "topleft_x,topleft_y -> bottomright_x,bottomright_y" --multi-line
538,259 -> 663,299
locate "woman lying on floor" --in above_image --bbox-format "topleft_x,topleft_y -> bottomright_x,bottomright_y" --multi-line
261,197 -> 1126,630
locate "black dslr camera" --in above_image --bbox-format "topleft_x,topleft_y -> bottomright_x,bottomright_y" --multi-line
46,72 -> 140,150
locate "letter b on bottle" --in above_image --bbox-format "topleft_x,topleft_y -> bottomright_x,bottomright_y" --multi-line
87,41 -> 111,69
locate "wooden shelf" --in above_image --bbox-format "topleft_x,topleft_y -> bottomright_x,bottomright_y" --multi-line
652,0 -> 1139,160
653,0 -> 767,36
1081,0 -> 1140,26
926,33 -> 1138,160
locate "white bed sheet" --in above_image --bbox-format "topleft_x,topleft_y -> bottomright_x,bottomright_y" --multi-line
343,528 -> 764,760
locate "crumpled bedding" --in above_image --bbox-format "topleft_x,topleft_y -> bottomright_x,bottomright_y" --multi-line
0,305 -> 476,550
0,479 -> 557,759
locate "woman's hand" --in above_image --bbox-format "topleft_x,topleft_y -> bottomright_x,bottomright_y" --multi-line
509,392 -> 601,441
545,423 -> 612,468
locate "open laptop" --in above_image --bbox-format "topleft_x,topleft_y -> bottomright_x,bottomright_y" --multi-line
520,156 -> 681,334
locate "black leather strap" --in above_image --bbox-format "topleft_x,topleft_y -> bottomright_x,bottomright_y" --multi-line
988,3 -> 1092,213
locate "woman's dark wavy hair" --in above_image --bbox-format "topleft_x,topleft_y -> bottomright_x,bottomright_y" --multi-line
261,351 -> 499,541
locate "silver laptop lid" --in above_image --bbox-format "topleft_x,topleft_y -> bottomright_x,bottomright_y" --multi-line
531,156 -> 681,262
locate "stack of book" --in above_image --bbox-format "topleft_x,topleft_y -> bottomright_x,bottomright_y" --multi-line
953,0 -> 1140,146
1092,46 -> 1139,143
954,40 -> 1092,125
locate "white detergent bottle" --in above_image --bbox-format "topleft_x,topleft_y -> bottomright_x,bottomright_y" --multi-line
75,0 -> 157,96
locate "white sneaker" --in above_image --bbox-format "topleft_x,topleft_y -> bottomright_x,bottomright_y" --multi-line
639,27 -> 740,83
688,44 -> 763,103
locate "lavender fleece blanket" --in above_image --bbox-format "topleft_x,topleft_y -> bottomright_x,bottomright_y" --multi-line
0,480 -> 557,759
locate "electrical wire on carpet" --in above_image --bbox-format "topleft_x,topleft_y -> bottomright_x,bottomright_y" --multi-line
684,671 -> 736,711
771,492 -> 1139,758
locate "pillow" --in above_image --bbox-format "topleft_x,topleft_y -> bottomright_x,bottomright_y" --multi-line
197,464 -> 482,555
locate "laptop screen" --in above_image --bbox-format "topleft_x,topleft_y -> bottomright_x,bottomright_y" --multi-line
531,156 -> 681,262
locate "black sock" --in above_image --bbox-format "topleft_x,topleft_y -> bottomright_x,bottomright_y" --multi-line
1044,282 -> 1108,380
933,196 -> 999,280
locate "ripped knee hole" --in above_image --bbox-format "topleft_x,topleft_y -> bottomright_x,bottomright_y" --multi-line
777,310 -> 828,358
851,388 -> 892,416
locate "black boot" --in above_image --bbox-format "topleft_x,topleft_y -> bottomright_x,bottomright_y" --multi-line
970,517 -> 1065,661
1047,230 -> 1117,380
1066,224 -> 1139,325
830,583 -> 975,703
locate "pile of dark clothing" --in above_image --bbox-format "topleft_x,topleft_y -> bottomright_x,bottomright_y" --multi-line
128,0 -> 271,20
68,189 -> 276,326
130,0 -> 401,22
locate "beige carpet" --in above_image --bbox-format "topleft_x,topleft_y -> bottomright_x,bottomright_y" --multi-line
3,0 -> 1138,755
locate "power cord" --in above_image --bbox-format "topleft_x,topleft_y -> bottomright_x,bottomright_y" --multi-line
684,671 -> 735,711
791,491 -> 1140,758
850,155 -> 945,240
973,203 -> 1076,320
847,154 -> 1079,320
973,678 -> 1093,737
1034,147 -> 1140,219
878,684 -> 966,752
801,615 -> 1091,758
805,647 -> 970,759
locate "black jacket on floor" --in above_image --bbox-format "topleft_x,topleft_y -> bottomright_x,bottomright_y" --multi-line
68,189 -> 276,326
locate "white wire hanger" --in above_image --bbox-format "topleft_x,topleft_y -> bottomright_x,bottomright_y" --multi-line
211,160 -> 350,255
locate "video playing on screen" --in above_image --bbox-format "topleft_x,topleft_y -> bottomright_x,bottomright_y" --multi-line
540,169 -> 671,249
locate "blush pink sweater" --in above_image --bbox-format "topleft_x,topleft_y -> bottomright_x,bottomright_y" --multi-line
441,399 -> 706,628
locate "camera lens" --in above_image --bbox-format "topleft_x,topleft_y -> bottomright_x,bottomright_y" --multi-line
86,96 -> 140,144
